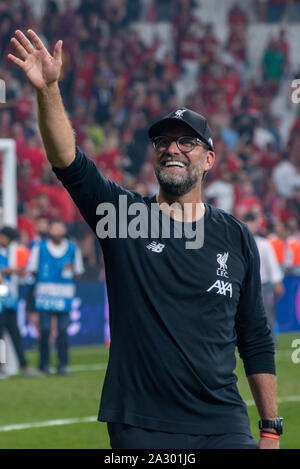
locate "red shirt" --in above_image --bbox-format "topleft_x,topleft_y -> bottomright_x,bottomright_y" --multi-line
73,52 -> 97,99
96,148 -> 121,172
17,215 -> 36,243
17,178 -> 38,203
235,196 -> 262,213
200,34 -> 219,61
178,36 -> 201,61
15,98 -> 34,121
20,146 -> 46,179
15,135 -> 27,160
34,184 -> 74,223
228,9 -> 248,26
218,70 -> 240,109
260,150 -> 281,170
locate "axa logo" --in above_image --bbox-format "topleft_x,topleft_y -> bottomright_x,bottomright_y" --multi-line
216,252 -> 229,278
174,109 -> 186,119
206,280 -> 233,298
146,241 -> 165,253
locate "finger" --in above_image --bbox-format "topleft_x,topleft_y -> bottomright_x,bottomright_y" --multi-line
7,53 -> 25,70
14,29 -> 35,53
53,40 -> 63,61
10,37 -> 28,60
27,29 -> 45,51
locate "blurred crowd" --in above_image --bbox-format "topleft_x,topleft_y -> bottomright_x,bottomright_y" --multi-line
0,0 -> 299,280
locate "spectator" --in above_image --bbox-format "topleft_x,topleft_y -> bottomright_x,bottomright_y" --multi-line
25,217 -> 51,335
285,217 -> 300,275
177,22 -> 201,84
267,220 -> 290,272
262,38 -> 285,85
245,214 -> 285,337
27,219 -> 84,375
272,154 -> 297,197
228,3 -> 249,28
234,180 -> 263,219
17,160 -> 38,205
0,226 -> 40,378
0,109 -> 12,138
254,0 -> 268,21
205,165 -> 235,213
19,133 -> 47,179
14,83 -> 36,122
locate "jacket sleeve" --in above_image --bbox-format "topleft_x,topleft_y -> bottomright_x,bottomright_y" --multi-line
235,228 -> 276,376
52,146 -> 128,234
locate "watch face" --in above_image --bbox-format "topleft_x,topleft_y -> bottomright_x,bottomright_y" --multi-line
277,417 -> 283,435
259,417 -> 283,435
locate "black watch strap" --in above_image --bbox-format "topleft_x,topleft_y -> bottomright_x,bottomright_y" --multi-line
258,417 -> 283,435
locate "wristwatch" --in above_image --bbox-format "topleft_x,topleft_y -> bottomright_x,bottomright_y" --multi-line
258,417 -> 283,435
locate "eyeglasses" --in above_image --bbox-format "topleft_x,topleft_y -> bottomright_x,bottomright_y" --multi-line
152,136 -> 204,153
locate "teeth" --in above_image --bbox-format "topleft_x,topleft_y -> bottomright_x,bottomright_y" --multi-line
164,161 -> 185,167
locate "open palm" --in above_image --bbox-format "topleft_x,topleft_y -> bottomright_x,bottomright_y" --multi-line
8,29 -> 62,90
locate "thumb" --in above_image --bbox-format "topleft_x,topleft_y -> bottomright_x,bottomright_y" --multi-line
53,39 -> 63,61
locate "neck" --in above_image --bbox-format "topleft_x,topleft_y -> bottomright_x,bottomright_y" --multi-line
156,184 -> 205,222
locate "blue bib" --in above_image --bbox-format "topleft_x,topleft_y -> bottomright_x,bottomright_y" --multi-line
35,240 -> 76,313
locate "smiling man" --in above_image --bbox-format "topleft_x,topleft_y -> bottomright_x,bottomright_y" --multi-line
8,30 -> 282,449
151,119 -> 213,198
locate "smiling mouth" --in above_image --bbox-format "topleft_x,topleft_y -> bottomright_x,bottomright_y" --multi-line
162,160 -> 187,168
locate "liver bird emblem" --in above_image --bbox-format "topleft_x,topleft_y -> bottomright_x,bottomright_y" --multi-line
217,252 -> 229,272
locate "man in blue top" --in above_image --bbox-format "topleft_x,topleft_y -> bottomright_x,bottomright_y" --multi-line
27,219 -> 84,375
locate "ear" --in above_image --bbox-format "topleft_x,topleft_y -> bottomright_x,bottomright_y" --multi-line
203,150 -> 215,172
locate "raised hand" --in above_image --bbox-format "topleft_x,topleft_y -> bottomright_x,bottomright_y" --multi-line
8,29 -> 63,90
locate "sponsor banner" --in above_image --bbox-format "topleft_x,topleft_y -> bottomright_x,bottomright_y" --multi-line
16,276 -> 300,349
18,282 -> 106,349
276,276 -> 300,333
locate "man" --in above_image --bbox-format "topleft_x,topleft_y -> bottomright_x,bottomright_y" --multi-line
267,220 -> 288,273
244,214 -> 285,337
8,29 -> 282,449
27,219 -> 84,375
0,226 -> 40,378
26,217 -> 50,333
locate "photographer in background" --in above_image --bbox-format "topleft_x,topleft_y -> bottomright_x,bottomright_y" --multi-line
0,226 -> 40,378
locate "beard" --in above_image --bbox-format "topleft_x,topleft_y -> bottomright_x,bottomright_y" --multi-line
154,159 -> 203,196
49,235 -> 64,244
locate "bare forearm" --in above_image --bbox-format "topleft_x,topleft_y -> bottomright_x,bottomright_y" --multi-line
248,373 -> 278,421
37,82 -> 75,168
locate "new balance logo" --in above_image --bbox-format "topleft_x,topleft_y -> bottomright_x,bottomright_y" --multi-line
146,241 -> 165,253
206,280 -> 233,298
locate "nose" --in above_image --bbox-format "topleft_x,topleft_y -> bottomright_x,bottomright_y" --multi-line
166,139 -> 180,154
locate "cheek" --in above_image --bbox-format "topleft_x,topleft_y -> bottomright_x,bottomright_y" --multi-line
154,152 -> 165,166
188,151 -> 205,168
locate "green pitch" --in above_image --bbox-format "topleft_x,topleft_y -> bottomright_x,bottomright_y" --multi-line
0,333 -> 299,449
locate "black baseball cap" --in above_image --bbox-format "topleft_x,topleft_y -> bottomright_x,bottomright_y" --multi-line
148,107 -> 214,151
